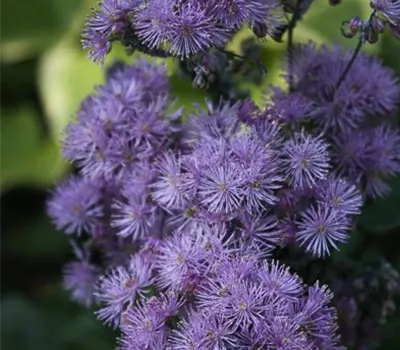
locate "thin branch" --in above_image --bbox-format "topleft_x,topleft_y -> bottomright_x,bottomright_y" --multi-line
335,39 -> 363,90
335,10 -> 377,90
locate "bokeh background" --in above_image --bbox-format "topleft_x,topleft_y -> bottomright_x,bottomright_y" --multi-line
1,0 -> 400,349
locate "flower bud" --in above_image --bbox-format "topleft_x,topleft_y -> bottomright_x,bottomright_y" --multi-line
371,15 -> 386,34
341,17 -> 362,38
365,25 -> 379,44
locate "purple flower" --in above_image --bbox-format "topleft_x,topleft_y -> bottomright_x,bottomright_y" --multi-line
288,43 -> 400,131
167,3 -> 229,57
98,72 -> 145,106
82,0 -> 137,63
224,280 -> 266,330
315,176 -> 363,215
296,203 -> 350,257
119,298 -> 169,349
152,151 -> 187,210
106,58 -> 170,102
263,317 -> 311,350
185,100 -> 239,142
135,0 -> 173,51
364,124 -> 400,178
241,159 -> 283,212
370,0 -> 400,25
120,294 -> 184,348
168,311 -> 207,349
257,260 -> 303,301
331,129 -> 370,180
332,125 -> 400,198
253,114 -> 283,146
170,310 -> 237,349
128,98 -> 171,151
111,185 -> 156,240
47,176 -> 103,235
281,131 -> 330,189
198,163 -> 243,214
62,98 -> 129,179
204,0 -> 250,29
294,282 -> 341,349
269,89 -> 314,124
63,260 -> 101,307
238,211 -> 280,254
156,230 -> 207,291
95,255 -> 154,327
81,32 -> 111,63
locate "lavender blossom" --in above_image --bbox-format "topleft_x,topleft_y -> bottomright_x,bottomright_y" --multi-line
296,203 -> 350,257
95,255 -> 154,327
63,260 -> 101,307
281,130 -> 330,189
315,176 -> 364,215
370,0 -> 400,25
47,176 -> 103,235
288,43 -> 400,132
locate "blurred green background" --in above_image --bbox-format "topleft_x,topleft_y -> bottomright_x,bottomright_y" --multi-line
1,0 -> 399,349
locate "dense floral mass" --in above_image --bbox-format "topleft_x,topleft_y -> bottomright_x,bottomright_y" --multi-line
48,0 -> 400,349
82,0 -> 284,63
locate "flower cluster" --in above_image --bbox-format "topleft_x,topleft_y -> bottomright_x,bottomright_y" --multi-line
276,43 -> 400,198
48,56 -> 355,348
48,2 -> 400,346
82,0 -> 284,63
112,227 -> 341,349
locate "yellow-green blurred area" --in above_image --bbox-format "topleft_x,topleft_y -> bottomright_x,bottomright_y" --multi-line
1,1 -> 399,349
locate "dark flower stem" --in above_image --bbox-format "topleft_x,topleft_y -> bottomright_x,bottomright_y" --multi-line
335,10 -> 377,90
335,38 -> 363,90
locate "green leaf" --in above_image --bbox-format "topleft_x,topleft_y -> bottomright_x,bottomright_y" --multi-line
0,107 -> 68,193
38,38 -> 104,141
3,212 -> 68,260
1,296 -> 51,350
358,176 -> 400,233
1,0 -> 84,62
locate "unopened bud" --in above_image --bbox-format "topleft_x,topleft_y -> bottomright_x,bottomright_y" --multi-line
389,23 -> 400,40
365,25 -> 379,43
341,17 -> 362,38
371,16 -> 386,34
192,74 -> 206,89
252,21 -> 268,38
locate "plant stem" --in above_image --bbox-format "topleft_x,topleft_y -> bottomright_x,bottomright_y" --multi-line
335,10 -> 377,90
335,39 -> 363,90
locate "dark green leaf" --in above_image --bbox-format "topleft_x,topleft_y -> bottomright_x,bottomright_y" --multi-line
358,176 -> 400,233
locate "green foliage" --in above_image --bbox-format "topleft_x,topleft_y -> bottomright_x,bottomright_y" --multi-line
359,176 -> 400,233
1,291 -> 116,350
1,0 -> 84,62
0,107 -> 67,192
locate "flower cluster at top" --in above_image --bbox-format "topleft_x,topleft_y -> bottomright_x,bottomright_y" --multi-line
285,42 -> 400,198
82,0 -> 284,63
48,36 -> 400,349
